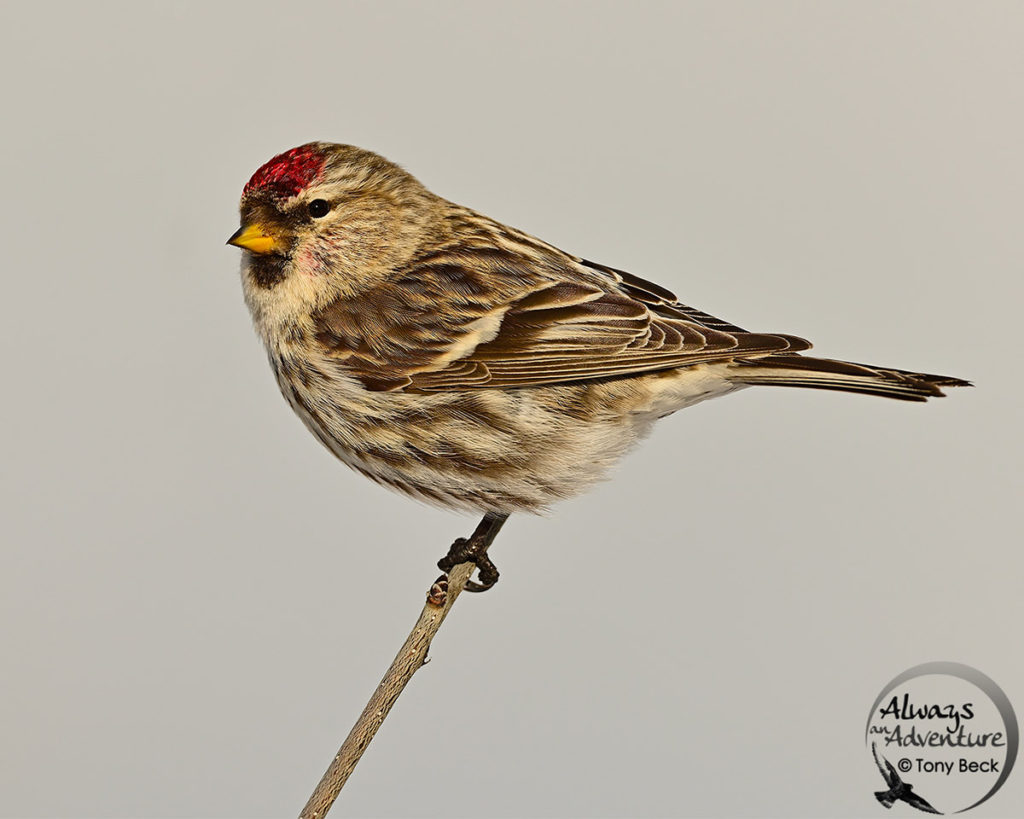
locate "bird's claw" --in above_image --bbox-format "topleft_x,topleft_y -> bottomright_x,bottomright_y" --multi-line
438,535 -> 500,592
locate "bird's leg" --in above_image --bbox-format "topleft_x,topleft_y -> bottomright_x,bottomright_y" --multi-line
437,512 -> 509,592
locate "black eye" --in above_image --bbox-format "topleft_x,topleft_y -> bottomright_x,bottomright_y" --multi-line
308,199 -> 330,218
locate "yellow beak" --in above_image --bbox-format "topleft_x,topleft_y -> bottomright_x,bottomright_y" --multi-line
226,222 -> 285,255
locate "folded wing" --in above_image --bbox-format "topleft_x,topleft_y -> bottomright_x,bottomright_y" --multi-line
312,239 -> 808,392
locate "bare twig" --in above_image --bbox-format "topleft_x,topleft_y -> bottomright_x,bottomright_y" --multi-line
298,516 -> 504,818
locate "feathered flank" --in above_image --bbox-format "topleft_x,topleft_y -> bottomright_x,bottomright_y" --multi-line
230,142 -> 969,514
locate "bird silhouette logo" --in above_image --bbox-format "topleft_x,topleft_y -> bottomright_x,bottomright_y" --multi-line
872,743 -> 940,814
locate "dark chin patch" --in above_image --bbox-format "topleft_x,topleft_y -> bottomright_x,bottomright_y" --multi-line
248,254 -> 289,289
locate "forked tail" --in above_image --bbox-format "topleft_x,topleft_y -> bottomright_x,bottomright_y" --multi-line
731,354 -> 970,402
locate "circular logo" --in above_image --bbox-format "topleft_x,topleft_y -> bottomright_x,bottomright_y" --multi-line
866,662 -> 1018,814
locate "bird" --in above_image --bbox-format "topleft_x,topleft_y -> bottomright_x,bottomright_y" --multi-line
871,742 -> 940,813
228,142 -> 968,589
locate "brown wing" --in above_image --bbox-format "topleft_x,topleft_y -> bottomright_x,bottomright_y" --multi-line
313,238 -> 809,392
577,257 -> 753,334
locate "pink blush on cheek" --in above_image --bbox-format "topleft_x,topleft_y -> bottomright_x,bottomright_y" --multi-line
296,247 -> 317,274
295,245 -> 337,277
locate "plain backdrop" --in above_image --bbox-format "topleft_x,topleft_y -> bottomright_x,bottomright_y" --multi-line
1,2 -> 1021,817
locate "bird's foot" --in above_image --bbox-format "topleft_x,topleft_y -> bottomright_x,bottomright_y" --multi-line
438,535 -> 500,592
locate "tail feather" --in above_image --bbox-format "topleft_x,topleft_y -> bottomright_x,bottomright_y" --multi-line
731,354 -> 971,402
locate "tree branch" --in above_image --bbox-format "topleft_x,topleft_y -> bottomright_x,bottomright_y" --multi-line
297,539 -> 488,818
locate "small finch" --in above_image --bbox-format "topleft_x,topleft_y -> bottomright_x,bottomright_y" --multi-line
229,142 -> 968,589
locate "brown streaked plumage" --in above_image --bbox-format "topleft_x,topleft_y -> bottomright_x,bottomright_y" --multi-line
229,142 -> 968,524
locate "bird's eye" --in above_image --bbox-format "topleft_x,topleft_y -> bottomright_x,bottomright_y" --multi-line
308,199 -> 331,218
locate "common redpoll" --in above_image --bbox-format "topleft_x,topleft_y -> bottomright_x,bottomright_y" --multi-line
229,142 -> 967,588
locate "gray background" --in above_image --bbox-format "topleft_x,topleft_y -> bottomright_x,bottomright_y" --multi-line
1,1 -> 1020,816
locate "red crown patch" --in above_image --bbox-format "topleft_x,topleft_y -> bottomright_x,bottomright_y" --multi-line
243,144 -> 325,198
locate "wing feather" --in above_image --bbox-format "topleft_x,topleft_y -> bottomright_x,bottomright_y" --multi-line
313,221 -> 809,392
